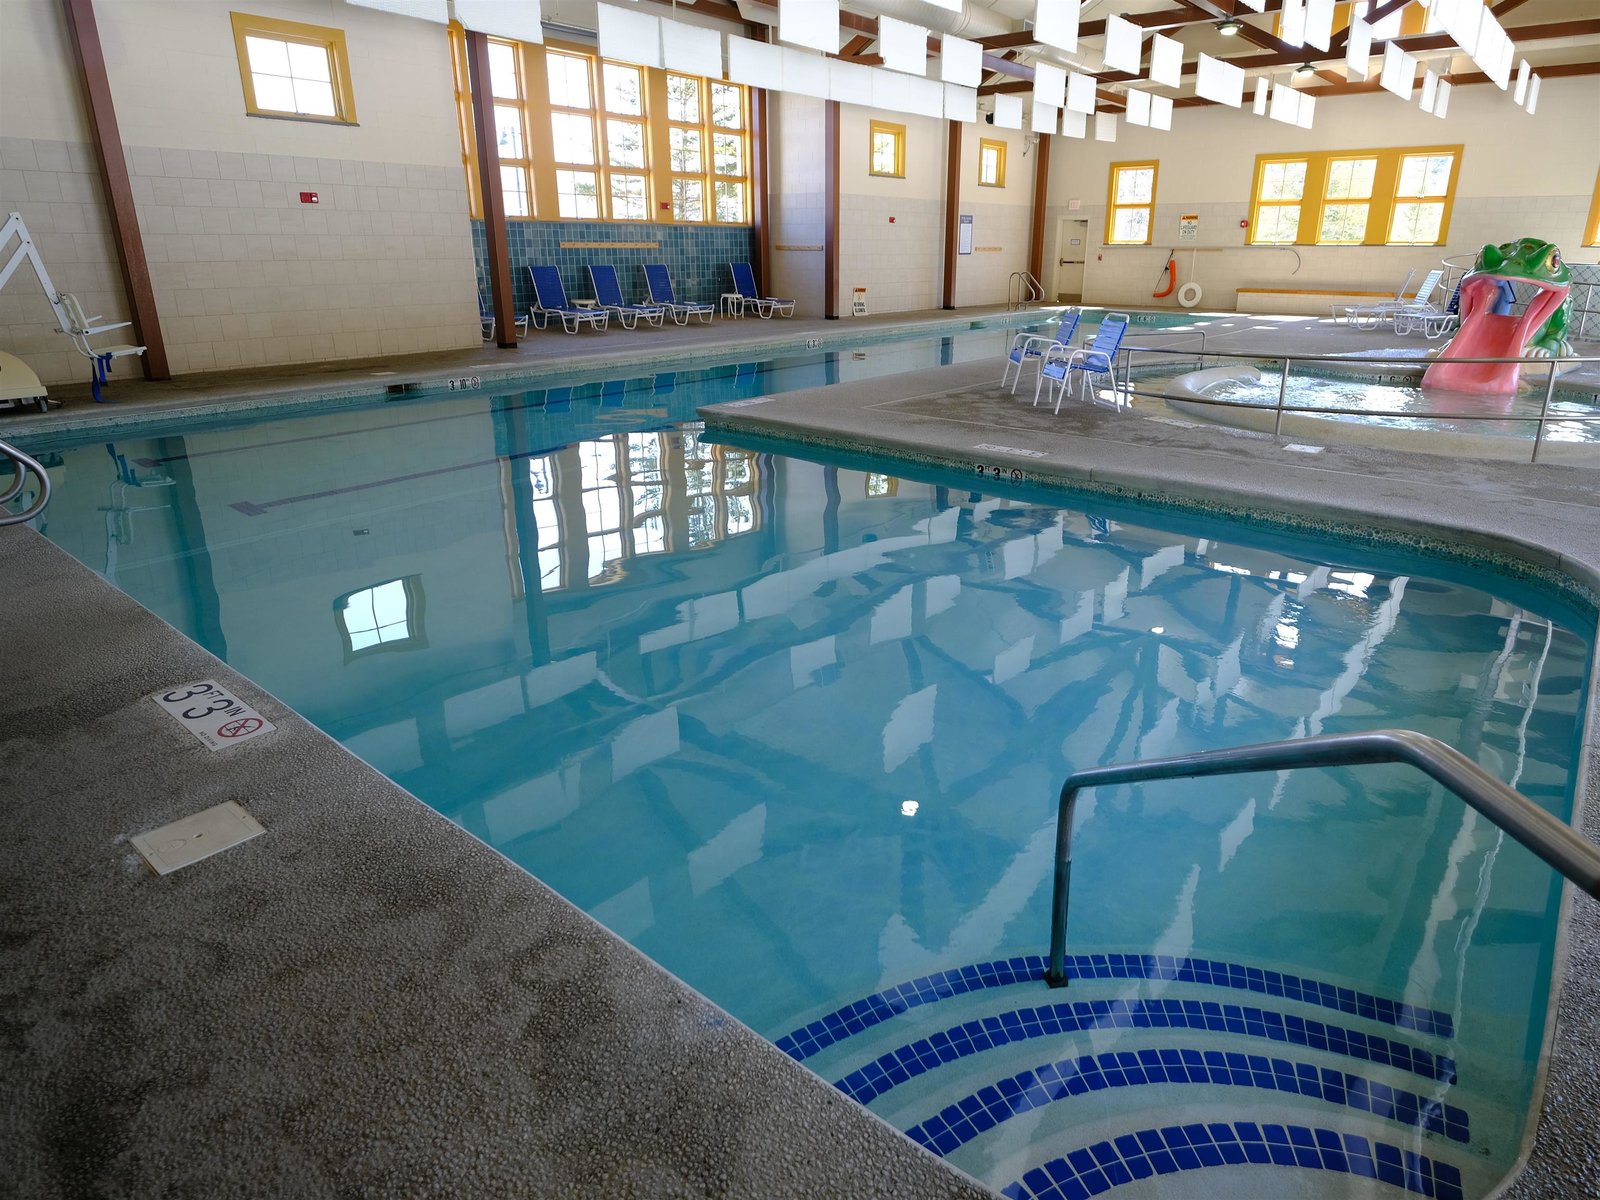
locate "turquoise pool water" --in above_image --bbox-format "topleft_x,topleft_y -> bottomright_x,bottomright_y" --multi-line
19,328 -> 1593,1199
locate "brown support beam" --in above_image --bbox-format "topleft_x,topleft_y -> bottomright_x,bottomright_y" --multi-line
1028,133 -> 1051,292
941,119 -> 961,311
751,86 -> 771,300
824,99 -> 839,320
839,34 -> 874,56
1492,0 -> 1535,15
1330,0 -> 1410,51
466,29 -> 517,349
60,0 -> 169,381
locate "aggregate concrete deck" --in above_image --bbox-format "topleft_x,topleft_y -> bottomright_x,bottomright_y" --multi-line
5,306 -> 1599,1198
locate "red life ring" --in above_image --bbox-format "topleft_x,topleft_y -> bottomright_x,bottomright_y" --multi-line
1153,257 -> 1177,299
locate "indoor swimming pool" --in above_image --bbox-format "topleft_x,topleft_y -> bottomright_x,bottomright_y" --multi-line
16,347 -> 1595,1199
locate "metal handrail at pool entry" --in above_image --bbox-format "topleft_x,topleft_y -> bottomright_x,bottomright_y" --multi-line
1045,728 -> 1600,988
0,438 -> 51,526
1109,343 -> 1600,463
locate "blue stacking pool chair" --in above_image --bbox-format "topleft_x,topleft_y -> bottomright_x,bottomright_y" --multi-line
587,264 -> 665,329
729,261 -> 794,318
480,287 -> 529,340
1036,312 -> 1130,413
527,265 -> 609,333
1000,309 -> 1081,393
643,264 -> 715,325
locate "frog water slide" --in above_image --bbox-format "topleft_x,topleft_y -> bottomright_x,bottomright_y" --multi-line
1421,238 -> 1573,394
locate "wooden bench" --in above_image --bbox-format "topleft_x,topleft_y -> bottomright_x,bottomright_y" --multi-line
1235,287 -> 1397,317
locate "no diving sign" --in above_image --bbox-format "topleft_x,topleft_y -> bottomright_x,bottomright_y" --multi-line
152,680 -> 275,751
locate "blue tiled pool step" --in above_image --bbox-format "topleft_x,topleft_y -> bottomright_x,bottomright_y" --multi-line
775,954 -> 1454,1065
998,1122 -> 1466,1200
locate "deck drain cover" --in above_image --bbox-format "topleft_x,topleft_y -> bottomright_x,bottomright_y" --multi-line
132,801 -> 264,876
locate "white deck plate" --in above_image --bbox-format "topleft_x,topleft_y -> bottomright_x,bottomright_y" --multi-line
131,801 -> 264,876
151,680 -> 275,751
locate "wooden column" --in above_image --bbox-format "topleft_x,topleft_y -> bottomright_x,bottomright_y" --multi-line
60,0 -> 169,380
466,29 -> 517,348
824,99 -> 840,320
751,87 -> 771,295
1028,132 -> 1052,297
941,119 -> 962,311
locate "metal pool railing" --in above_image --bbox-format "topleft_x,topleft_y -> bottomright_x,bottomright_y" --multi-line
1113,343 -> 1600,464
1,438 -> 51,527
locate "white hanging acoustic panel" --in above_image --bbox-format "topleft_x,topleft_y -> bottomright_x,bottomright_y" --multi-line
347,0 -> 447,20
941,36 -> 982,88
1124,88 -> 1151,127
908,75 -> 944,118
879,15 -> 928,77
1344,19 -> 1372,80
1034,0 -> 1079,55
1150,94 -> 1173,131
1034,62 -> 1067,110
452,0 -> 541,42
870,66 -> 911,110
1525,74 -> 1540,114
1444,0 -> 1483,57
597,4 -> 662,69
1295,92 -> 1316,129
778,0 -> 839,54
1062,109 -> 1087,138
1149,34 -> 1182,89
1279,0 -> 1306,47
1235,0 -> 1266,11
783,48 -> 831,98
1032,100 -> 1059,134
993,93 -> 1024,129
1269,81 -> 1301,124
660,19 -> 721,78
1103,15 -> 1142,75
1195,54 -> 1245,108
1304,0 -> 1334,52
1253,78 -> 1270,115
1065,71 -> 1097,114
1419,67 -> 1439,112
1380,42 -> 1416,100
828,59 -> 874,106
945,83 -> 978,123
727,37 -> 782,88
1094,112 -> 1117,142
1433,78 -> 1452,118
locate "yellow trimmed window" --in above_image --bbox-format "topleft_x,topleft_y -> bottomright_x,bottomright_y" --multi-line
1106,161 -> 1157,245
1585,168 -> 1600,246
978,139 -> 1006,188
230,12 -> 356,123
1247,145 -> 1462,246
448,31 -> 750,224
871,121 -> 906,178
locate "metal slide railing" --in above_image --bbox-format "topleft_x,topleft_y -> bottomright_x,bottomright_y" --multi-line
1045,729 -> 1600,987
1,439 -> 52,527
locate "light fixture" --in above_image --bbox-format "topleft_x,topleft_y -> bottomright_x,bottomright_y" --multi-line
1293,62 -> 1316,78
1217,18 -> 1242,36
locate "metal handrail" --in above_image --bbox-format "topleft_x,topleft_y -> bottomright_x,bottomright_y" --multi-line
1045,729 -> 1600,987
1,439 -> 51,526
1008,271 -> 1045,310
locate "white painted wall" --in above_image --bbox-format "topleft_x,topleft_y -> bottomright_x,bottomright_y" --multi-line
839,107 -> 946,316
768,93 -> 827,317
953,121 -> 1033,308
1045,75 -> 1600,313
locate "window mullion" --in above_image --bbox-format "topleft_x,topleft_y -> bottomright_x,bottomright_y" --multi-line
1299,154 -> 1328,244
1366,151 -> 1402,246
644,68 -> 674,223
523,47 -> 558,219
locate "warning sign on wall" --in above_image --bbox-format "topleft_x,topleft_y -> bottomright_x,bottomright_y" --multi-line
1179,214 -> 1200,243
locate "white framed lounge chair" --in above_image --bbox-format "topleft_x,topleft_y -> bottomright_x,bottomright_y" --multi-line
527,265 -> 609,334
1393,280 -> 1463,339
1341,270 -> 1443,332
643,264 -> 714,325
1001,309 -> 1081,393
1331,269 -> 1414,324
480,287 -> 530,340
729,262 -> 794,318
57,292 -> 145,403
587,264 -> 665,329
1036,312 -> 1130,414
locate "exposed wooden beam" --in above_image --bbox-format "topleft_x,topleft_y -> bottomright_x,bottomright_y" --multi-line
1491,0 -> 1535,16
835,53 -> 884,66
60,0 -> 170,380
1330,0 -> 1410,52
466,29 -> 516,349
839,34 -> 874,57
824,99 -> 839,320
941,119 -> 960,311
1028,134 -> 1051,289
1169,55 -> 1600,106
751,84 -> 770,302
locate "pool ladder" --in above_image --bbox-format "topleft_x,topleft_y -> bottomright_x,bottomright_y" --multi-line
1045,728 -> 1600,987
1008,271 -> 1045,310
1,438 -> 51,527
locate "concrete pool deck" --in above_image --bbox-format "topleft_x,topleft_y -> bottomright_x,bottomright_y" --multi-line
4,305 -> 1599,1198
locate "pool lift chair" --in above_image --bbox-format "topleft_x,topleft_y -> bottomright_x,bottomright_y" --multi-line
1036,313 -> 1131,414
1341,269 -> 1444,332
0,210 -> 145,406
1001,308 -> 1081,393
527,265 -> 610,334
643,264 -> 715,325
728,261 -> 795,318
587,264 -> 666,329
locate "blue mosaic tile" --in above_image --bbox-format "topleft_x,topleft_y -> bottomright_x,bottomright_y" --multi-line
1002,1122 -> 1465,1200
775,955 -> 1454,1063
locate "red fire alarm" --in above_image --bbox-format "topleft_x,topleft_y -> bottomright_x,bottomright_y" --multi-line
300,191 -> 319,204
889,216 -> 896,223
1239,218 -> 1248,229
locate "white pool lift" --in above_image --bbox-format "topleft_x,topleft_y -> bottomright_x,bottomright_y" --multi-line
0,210 -> 146,408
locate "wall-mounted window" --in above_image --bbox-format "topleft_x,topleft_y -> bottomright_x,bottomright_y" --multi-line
1247,145 -> 1462,246
230,12 -> 356,124
1105,161 -> 1158,245
870,121 -> 906,178
336,577 -> 425,658
1585,168 -> 1600,247
449,29 -> 750,224
978,138 -> 1006,188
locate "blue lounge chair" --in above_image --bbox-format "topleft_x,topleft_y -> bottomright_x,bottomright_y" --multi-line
480,287 -> 529,340
587,264 -> 665,329
527,265 -> 609,334
1001,309 -> 1081,392
729,262 -> 794,318
643,264 -> 715,325
1036,312 -> 1130,413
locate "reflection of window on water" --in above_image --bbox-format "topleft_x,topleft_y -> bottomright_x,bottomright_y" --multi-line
865,473 -> 899,498
336,577 -> 424,657
521,433 -> 761,591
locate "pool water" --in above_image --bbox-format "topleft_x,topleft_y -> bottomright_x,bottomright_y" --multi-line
20,329 -> 1593,1199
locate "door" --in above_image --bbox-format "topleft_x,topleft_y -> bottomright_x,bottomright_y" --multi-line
1055,217 -> 1088,303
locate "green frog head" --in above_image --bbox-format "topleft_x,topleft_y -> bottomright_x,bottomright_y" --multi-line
1456,237 -> 1572,360
1474,238 -> 1570,287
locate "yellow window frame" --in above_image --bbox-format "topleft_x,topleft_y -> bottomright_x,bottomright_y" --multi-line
978,138 -> 1007,188
1248,155 -> 1308,245
870,121 -> 906,178
1105,160 -> 1158,246
1317,154 -> 1379,245
230,11 -> 357,124
1245,144 -> 1463,246
1585,167 -> 1600,247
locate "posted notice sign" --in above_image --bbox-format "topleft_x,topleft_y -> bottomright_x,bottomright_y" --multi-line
152,680 -> 275,751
